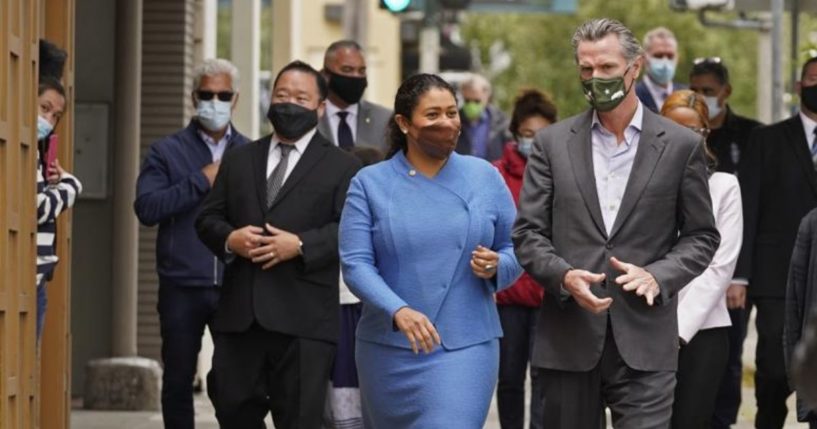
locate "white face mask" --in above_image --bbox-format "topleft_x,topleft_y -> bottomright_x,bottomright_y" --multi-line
196,99 -> 233,132
704,96 -> 722,120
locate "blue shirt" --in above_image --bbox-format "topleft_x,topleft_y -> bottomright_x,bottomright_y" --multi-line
467,110 -> 492,159
591,102 -> 644,235
197,124 -> 233,162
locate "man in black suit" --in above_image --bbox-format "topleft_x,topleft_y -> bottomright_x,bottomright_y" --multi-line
195,60 -> 361,429
738,56 -> 817,428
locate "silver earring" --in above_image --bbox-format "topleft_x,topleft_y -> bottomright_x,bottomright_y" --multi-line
401,129 -> 408,134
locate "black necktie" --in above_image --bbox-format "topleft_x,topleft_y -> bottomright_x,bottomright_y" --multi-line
337,111 -> 354,150
266,144 -> 294,208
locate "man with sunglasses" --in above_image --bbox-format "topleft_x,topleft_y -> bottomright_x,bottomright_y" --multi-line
318,40 -> 392,152
455,73 -> 512,162
689,57 -> 763,429
134,58 -> 250,429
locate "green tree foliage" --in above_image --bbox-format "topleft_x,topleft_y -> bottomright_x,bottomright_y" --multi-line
460,0 -> 760,120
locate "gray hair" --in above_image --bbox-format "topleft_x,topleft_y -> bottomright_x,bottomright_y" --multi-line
193,58 -> 240,92
461,73 -> 492,96
571,18 -> 644,64
643,27 -> 678,53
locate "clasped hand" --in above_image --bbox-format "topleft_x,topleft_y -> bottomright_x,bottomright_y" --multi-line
227,223 -> 301,269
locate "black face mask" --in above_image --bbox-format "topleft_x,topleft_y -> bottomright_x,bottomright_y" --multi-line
326,70 -> 368,105
267,102 -> 319,141
803,84 -> 817,113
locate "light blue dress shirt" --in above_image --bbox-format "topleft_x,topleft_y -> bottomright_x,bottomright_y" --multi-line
591,102 -> 644,235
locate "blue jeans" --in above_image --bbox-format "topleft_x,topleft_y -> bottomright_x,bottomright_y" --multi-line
157,283 -> 220,429
497,304 -> 544,429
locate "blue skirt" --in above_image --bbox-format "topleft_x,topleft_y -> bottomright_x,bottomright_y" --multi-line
356,338 -> 499,428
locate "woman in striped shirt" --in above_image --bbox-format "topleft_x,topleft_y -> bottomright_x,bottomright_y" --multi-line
35,77 -> 82,340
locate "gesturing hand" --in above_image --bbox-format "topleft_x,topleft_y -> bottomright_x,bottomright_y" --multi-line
563,269 -> 612,314
247,223 -> 302,270
610,256 -> 660,306
393,307 -> 442,355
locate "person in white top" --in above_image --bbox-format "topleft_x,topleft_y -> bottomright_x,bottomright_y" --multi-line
661,89 -> 744,428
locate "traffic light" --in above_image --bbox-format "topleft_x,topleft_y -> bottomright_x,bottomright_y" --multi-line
380,0 -> 421,13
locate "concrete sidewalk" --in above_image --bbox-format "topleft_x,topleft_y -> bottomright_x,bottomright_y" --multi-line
71,311 -> 809,428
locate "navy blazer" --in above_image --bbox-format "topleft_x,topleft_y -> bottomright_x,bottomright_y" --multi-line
635,79 -> 688,113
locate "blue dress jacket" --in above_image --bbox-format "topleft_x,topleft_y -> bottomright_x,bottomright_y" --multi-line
340,151 -> 523,350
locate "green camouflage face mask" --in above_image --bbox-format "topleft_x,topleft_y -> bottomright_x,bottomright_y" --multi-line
581,66 -> 632,112
462,101 -> 485,122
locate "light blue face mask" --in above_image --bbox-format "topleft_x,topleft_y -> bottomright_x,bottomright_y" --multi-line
704,95 -> 723,119
647,56 -> 676,86
37,115 -> 54,141
197,99 -> 233,132
517,137 -> 534,158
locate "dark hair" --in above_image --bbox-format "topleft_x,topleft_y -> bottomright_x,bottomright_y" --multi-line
661,89 -> 718,174
324,40 -> 364,66
272,60 -> 328,101
803,56 -> 817,80
690,61 -> 730,86
350,147 -> 385,167
38,76 -> 66,98
509,89 -> 558,137
387,74 -> 457,158
39,39 -> 67,81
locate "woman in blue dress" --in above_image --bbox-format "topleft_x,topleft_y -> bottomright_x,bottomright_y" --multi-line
339,73 -> 523,427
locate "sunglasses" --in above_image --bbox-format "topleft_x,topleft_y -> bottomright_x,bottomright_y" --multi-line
693,57 -> 722,65
196,90 -> 235,102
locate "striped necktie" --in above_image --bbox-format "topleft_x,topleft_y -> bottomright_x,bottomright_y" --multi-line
266,144 -> 294,208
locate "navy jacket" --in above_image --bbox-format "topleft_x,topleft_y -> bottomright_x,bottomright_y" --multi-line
635,79 -> 687,113
134,120 -> 250,287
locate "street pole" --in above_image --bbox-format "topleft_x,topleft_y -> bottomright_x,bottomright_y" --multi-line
771,0 -> 784,122
419,0 -> 440,73
791,0 -> 801,117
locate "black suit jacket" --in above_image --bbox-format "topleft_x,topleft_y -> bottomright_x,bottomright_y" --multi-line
195,131 -> 361,342
737,115 -> 817,298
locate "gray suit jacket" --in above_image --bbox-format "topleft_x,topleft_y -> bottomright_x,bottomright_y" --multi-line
318,99 -> 392,153
512,108 -> 720,372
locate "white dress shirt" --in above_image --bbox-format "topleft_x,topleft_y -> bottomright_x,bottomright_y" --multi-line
643,77 -> 674,111
325,98 -> 359,146
266,128 -> 317,181
678,172 -> 743,343
591,102 -> 644,234
198,124 -> 232,162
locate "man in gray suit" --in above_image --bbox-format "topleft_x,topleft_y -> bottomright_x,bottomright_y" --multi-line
318,40 -> 392,152
512,19 -> 720,428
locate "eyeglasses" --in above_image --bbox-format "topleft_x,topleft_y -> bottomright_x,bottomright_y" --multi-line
693,57 -> 722,65
196,90 -> 235,102
686,126 -> 711,137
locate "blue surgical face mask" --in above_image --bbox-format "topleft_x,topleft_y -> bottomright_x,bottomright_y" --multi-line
517,137 -> 534,158
37,115 -> 54,141
704,95 -> 723,120
197,99 -> 233,132
647,56 -> 676,86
